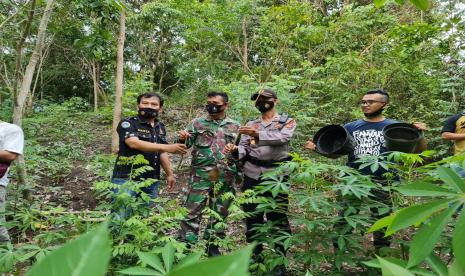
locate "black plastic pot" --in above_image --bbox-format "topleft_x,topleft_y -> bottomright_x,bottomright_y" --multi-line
383,123 -> 422,153
313,125 -> 355,159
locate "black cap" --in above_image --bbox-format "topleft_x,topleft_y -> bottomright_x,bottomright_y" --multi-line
250,88 -> 277,101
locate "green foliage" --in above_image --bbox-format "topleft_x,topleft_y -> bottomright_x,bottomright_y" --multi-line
119,243 -> 202,275
168,244 -> 253,276
367,161 -> 465,274
26,223 -> 111,276
2,0 -> 465,274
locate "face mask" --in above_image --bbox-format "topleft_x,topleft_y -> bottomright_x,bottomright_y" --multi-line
364,105 -> 385,119
255,101 -> 274,113
206,103 -> 224,114
138,107 -> 159,119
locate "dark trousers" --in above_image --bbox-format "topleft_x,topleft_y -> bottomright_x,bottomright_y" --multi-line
370,189 -> 391,248
334,189 -> 391,250
242,175 -> 291,256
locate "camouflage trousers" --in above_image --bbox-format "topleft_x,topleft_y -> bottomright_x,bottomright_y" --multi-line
0,186 -> 9,242
180,166 -> 241,243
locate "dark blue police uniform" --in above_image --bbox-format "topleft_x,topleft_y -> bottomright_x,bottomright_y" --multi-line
112,115 -> 168,199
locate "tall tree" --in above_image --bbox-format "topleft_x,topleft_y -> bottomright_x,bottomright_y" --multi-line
12,0 -> 54,192
12,0 -> 36,109
112,5 -> 125,153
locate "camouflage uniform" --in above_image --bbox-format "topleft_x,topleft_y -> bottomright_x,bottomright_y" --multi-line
180,115 -> 241,243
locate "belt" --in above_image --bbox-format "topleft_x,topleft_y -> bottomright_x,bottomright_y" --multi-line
244,155 -> 291,168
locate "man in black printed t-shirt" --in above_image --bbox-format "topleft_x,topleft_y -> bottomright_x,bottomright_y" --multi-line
305,89 -> 427,251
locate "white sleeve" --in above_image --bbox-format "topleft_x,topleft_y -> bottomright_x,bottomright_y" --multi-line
3,125 -> 24,155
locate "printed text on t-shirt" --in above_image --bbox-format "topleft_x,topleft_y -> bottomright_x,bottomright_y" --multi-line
353,129 -> 385,157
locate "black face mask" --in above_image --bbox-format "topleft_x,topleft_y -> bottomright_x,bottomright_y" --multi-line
364,105 -> 385,119
255,101 -> 274,113
138,107 -> 159,119
206,103 -> 224,114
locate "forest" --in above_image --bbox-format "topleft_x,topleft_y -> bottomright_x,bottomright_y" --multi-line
1,0 -> 465,275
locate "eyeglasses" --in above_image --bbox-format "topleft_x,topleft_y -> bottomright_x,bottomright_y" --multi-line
359,100 -> 386,106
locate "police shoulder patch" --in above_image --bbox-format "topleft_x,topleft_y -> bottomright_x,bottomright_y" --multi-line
121,121 -> 131,129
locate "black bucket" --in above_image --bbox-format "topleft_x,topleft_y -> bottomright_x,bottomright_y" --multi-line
383,123 -> 422,153
313,125 -> 355,159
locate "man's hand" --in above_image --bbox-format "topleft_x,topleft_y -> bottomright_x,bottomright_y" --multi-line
304,140 -> 316,151
164,144 -> 188,154
166,174 -> 176,190
412,122 -> 427,131
239,126 -> 259,138
224,143 -> 238,154
178,130 -> 191,142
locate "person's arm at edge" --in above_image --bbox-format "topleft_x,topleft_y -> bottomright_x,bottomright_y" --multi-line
160,152 -> 175,190
0,150 -> 19,163
125,137 -> 187,154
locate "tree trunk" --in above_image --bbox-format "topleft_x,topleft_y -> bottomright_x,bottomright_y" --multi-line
317,0 -> 328,16
13,0 -> 54,125
242,17 -> 249,73
13,0 -> 36,105
96,62 -> 109,106
111,7 -> 125,154
12,0 -> 54,199
92,60 -> 98,111
28,39 -> 51,111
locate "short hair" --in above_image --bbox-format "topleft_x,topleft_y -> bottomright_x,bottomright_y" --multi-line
365,89 -> 389,103
137,93 -> 164,107
207,91 -> 229,103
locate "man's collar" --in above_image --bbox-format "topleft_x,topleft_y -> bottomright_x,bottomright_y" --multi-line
136,115 -> 158,126
259,113 -> 279,122
206,114 -> 227,122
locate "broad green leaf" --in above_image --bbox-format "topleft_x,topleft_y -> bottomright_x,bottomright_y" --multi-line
397,182 -> 457,197
437,167 -> 465,193
373,0 -> 388,8
364,257 -> 435,276
425,253 -> 448,276
408,0 -> 429,10
408,205 -> 457,267
26,223 -> 110,276
448,259 -> 465,276
394,0 -> 406,4
173,252 -> 202,271
386,199 -> 450,235
17,249 -> 41,262
452,207 -> 465,270
162,243 -> 175,272
377,256 -> 415,276
168,244 -> 253,276
119,267 -> 163,276
363,257 -> 407,268
368,213 -> 395,233
137,252 -> 165,273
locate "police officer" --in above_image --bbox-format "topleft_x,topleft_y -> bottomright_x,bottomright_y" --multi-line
224,88 -> 296,262
177,91 -> 241,256
112,93 -> 187,206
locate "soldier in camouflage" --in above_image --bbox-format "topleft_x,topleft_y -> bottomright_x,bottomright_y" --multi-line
177,91 -> 241,256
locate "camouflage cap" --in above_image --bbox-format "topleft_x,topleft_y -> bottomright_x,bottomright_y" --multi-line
250,88 -> 277,101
